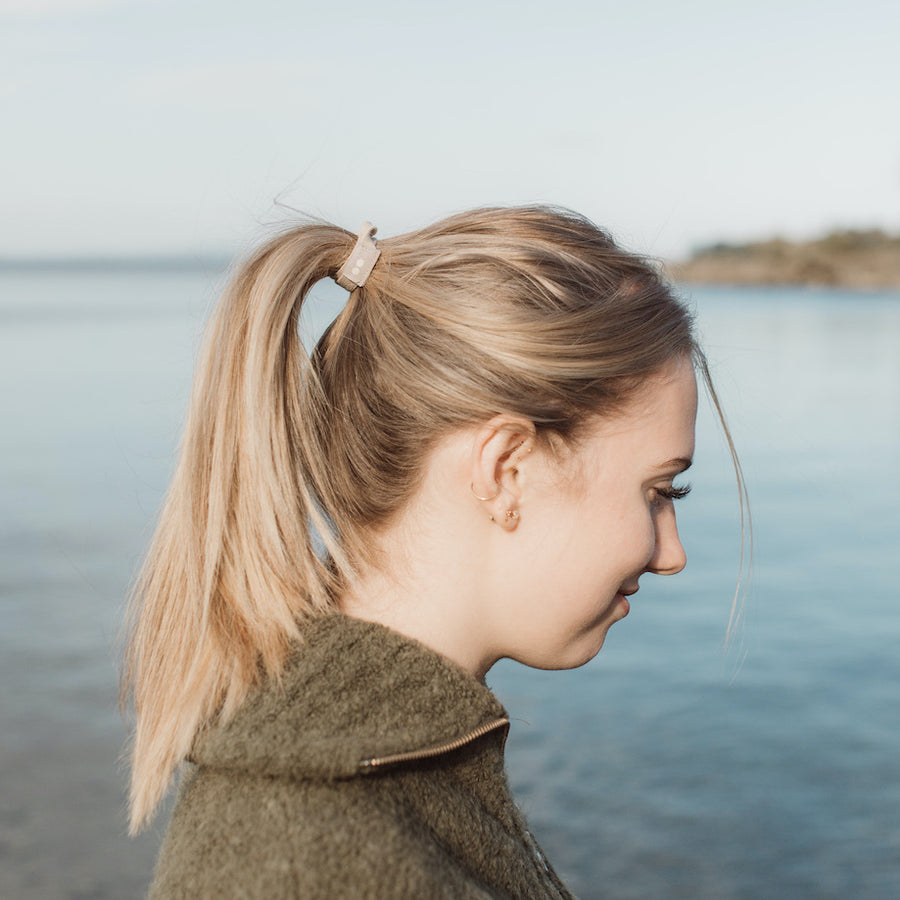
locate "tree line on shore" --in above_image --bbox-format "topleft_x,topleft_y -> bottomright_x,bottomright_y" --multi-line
670,228 -> 900,290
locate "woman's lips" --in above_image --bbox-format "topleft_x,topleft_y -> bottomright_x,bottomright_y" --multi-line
615,588 -> 638,616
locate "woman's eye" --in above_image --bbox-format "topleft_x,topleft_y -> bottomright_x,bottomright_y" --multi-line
653,483 -> 692,503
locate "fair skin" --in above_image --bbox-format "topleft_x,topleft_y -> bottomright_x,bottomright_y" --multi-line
340,356 -> 698,681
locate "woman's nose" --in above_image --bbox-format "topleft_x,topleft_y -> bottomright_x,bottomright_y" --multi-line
647,505 -> 687,576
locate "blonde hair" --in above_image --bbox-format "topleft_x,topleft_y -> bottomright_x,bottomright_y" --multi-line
121,205 -> 741,833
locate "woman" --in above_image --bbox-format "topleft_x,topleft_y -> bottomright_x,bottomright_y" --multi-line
123,206 -> 729,897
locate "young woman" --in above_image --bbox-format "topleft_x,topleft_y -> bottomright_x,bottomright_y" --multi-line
123,206 -> 727,897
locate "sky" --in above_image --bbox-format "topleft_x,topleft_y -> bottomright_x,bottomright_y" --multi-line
2,0 -> 899,260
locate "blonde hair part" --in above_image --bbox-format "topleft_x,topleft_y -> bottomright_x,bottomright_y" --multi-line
121,206 -> 742,833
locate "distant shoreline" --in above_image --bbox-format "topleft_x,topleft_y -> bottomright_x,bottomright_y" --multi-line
669,229 -> 900,290
3,232 -> 899,292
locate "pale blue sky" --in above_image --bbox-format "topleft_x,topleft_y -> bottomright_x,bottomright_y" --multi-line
2,0 -> 898,258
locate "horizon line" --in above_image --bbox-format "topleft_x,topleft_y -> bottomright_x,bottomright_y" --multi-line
0,253 -> 233,273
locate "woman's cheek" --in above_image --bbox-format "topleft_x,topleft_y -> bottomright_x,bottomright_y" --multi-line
635,515 -> 659,571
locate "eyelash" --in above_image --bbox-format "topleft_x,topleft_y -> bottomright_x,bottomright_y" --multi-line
654,483 -> 692,502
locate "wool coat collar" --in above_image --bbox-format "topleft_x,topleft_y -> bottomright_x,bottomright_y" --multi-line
190,613 -> 511,782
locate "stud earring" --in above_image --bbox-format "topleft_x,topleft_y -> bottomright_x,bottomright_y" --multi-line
505,509 -> 519,523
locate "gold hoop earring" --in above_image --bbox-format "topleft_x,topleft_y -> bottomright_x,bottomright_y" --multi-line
470,482 -> 501,502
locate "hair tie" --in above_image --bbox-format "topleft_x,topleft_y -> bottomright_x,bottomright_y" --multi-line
335,222 -> 381,291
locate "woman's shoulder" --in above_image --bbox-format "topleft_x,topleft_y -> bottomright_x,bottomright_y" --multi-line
188,613 -> 508,782
146,614 -> 537,898
148,763 -> 497,899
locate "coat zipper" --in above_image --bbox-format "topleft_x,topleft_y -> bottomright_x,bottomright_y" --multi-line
358,717 -> 510,771
359,716 -> 572,897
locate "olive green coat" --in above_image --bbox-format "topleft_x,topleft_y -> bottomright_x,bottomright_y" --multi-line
148,614 -> 575,898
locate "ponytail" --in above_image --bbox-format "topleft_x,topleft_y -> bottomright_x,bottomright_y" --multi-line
121,225 -> 354,833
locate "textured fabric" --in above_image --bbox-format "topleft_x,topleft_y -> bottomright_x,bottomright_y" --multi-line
148,614 -> 575,899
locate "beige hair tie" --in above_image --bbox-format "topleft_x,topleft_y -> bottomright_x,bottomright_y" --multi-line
335,222 -> 381,291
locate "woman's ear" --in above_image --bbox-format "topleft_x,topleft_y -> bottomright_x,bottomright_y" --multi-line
468,416 -> 536,530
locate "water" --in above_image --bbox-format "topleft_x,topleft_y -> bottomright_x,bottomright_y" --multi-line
1,272 -> 898,899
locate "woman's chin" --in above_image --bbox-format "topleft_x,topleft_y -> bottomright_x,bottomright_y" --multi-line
514,628 -> 612,672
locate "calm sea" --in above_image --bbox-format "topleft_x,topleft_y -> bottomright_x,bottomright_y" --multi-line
1,269 -> 898,899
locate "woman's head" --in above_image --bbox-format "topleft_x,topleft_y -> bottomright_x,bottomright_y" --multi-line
306,206 -> 699,566
122,204 -> 711,831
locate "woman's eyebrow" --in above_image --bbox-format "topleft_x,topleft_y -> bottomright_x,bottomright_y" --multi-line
653,457 -> 693,475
